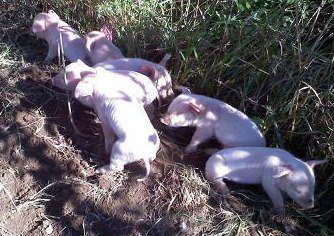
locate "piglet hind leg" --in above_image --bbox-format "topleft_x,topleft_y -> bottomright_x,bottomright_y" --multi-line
101,122 -> 116,154
137,158 -> 151,182
185,127 -> 213,153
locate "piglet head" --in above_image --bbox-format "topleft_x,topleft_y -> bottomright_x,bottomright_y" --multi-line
160,95 -> 204,127
52,59 -> 95,92
32,10 -> 60,37
140,64 -> 174,100
74,73 -> 96,107
274,159 -> 326,209
85,31 -> 105,53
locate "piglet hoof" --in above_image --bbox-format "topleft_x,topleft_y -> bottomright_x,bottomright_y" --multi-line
136,176 -> 148,182
273,207 -> 285,216
95,165 -> 111,174
283,222 -> 298,235
99,176 -> 111,189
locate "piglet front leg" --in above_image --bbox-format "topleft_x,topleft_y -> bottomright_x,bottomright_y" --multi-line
261,176 -> 285,214
185,127 -> 214,153
45,43 -> 57,61
213,178 -> 229,194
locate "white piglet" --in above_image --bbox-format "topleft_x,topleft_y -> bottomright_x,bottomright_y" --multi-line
85,30 -> 124,64
205,147 -> 326,214
51,59 -> 95,92
32,10 -> 87,62
74,75 -> 160,181
51,60 -> 159,110
95,57 -> 174,100
161,93 -> 266,153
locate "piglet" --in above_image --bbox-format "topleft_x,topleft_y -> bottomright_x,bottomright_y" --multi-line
74,74 -> 160,181
160,93 -> 266,153
85,30 -> 124,64
32,10 -> 87,62
51,60 -> 159,110
205,147 -> 326,214
51,59 -> 95,92
95,57 -> 174,100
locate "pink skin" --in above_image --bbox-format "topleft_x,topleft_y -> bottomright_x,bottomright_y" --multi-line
51,59 -> 95,93
32,10 -> 87,62
51,60 -> 159,110
74,74 -> 160,181
94,57 -> 174,100
205,147 -> 326,214
85,30 -> 124,64
161,93 -> 266,153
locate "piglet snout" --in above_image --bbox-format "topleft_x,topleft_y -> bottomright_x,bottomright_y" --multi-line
302,199 -> 314,209
160,116 -> 171,125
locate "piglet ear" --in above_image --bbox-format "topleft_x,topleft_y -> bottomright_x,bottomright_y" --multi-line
100,25 -> 113,41
273,165 -> 294,178
187,102 -> 203,115
48,10 -> 59,19
140,65 -> 158,81
177,86 -> 191,94
74,79 -> 94,99
306,160 -> 327,169
158,53 -> 171,67
32,23 -> 45,33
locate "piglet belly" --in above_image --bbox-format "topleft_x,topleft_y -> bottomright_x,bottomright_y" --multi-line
224,167 -> 262,184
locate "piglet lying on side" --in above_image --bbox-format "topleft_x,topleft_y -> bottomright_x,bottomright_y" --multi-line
205,147 -> 326,214
32,10 -> 87,62
94,56 -> 174,100
74,74 -> 160,181
161,93 -> 266,153
85,30 -> 124,64
51,60 -> 159,110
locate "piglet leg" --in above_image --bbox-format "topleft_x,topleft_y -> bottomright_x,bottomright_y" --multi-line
95,164 -> 111,174
185,127 -> 213,153
45,43 -> 57,61
101,122 -> 116,154
213,178 -> 229,194
261,177 -> 285,214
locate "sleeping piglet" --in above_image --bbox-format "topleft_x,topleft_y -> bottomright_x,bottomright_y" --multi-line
205,147 -> 326,214
51,60 -> 159,110
32,10 -> 87,62
160,93 -> 266,153
85,30 -> 124,64
94,56 -> 174,100
74,74 -> 160,181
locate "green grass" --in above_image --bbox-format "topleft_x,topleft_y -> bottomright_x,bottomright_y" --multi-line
1,0 -> 333,235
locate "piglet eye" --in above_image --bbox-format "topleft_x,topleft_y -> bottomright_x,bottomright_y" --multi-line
294,188 -> 302,194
